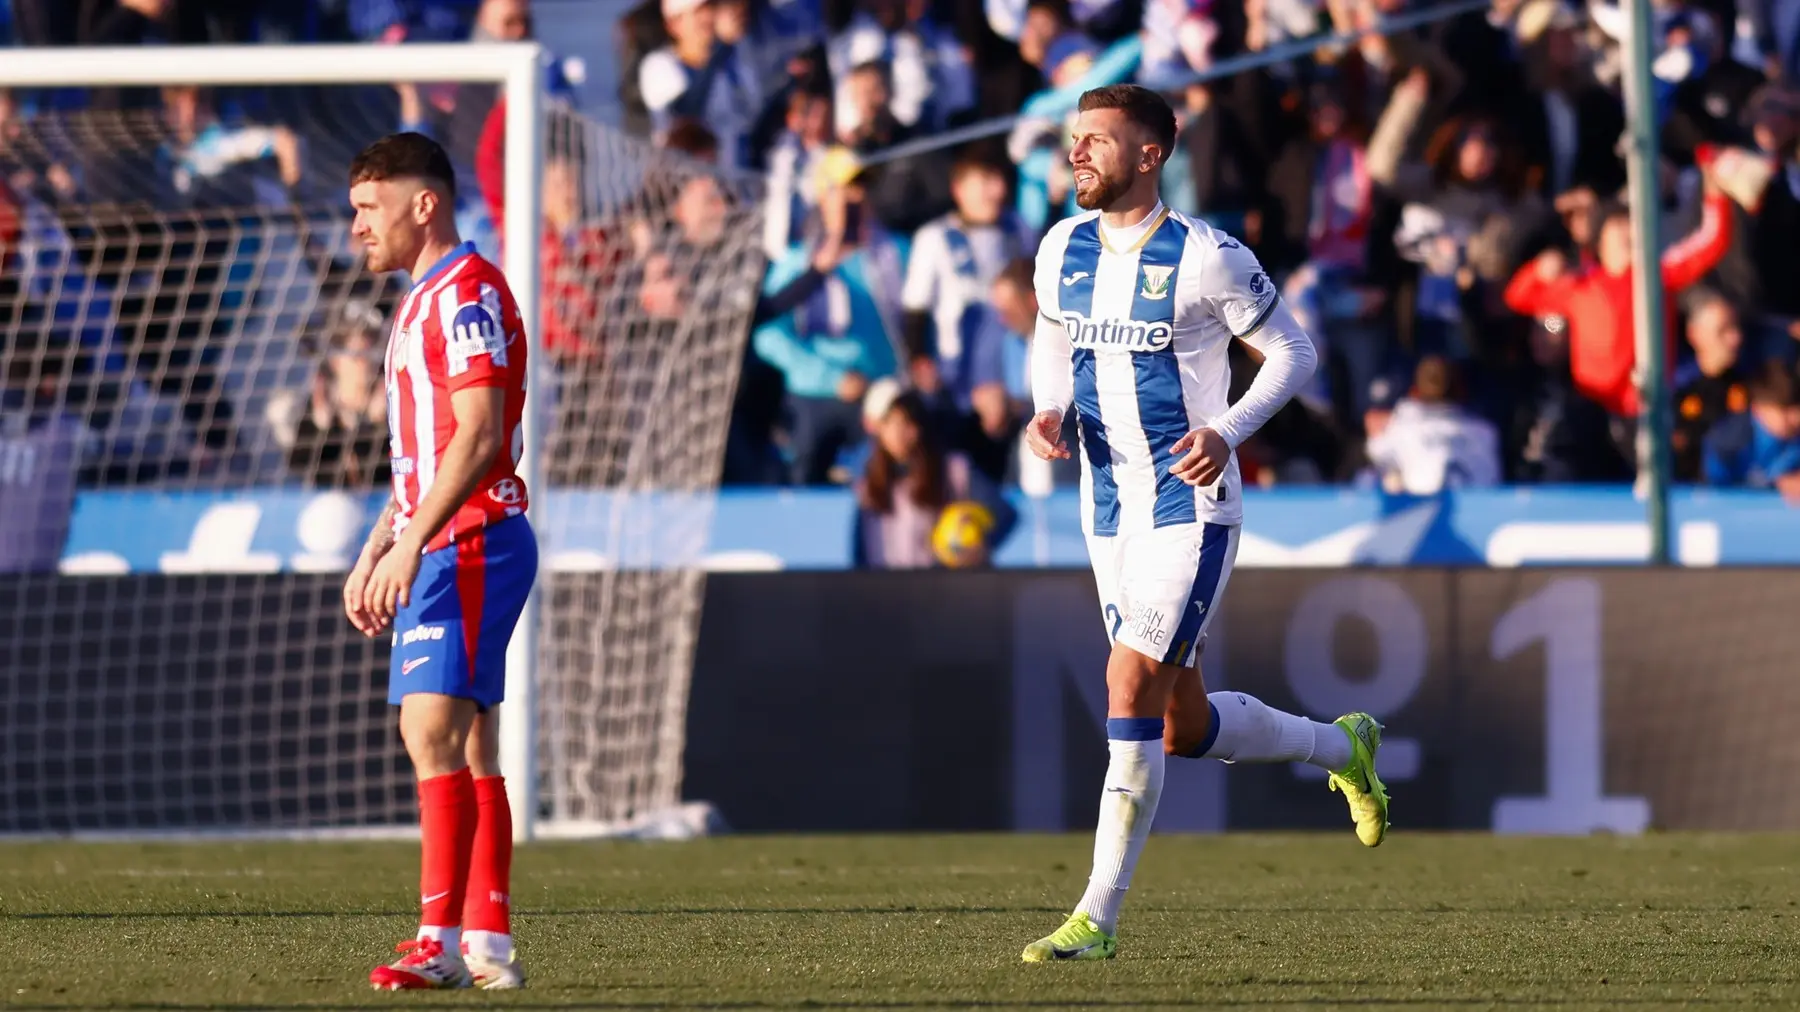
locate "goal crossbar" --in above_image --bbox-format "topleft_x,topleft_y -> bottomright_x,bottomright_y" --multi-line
0,43 -> 547,841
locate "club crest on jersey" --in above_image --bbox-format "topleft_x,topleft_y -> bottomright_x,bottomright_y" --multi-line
388,323 -> 422,376
1139,265 -> 1175,301
1246,270 -> 1278,314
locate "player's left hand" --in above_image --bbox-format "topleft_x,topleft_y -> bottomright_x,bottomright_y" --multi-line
344,557 -> 382,637
363,543 -> 421,627
1170,427 -> 1229,487
1024,409 -> 1070,461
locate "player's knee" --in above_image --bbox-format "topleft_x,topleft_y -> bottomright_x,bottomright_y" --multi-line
1105,671 -> 1156,714
398,698 -> 474,777
1104,647 -> 1169,715
401,722 -> 464,776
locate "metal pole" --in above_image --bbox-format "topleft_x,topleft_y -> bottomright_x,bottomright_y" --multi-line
1623,0 -> 1672,564
499,46 -> 545,840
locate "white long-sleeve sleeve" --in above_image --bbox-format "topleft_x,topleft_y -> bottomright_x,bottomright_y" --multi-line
1209,299 -> 1317,449
1188,233 -> 1319,450
762,141 -> 800,260
1030,310 -> 1074,418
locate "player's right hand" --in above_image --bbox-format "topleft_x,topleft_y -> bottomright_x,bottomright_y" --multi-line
1025,408 -> 1070,461
1171,427 -> 1229,487
343,559 -> 384,637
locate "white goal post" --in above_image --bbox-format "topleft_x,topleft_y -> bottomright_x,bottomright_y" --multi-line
0,43 -> 546,838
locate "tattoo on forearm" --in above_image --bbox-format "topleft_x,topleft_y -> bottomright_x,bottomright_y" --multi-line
367,500 -> 399,555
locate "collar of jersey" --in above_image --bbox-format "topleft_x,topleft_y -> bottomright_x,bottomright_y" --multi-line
412,241 -> 479,291
1097,203 -> 1169,256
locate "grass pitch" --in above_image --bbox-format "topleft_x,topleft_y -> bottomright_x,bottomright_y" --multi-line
3,833 -> 1797,1009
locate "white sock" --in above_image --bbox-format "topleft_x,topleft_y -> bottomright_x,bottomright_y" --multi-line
1073,718 -> 1165,935
417,924 -> 461,955
463,929 -> 513,961
1190,691 -> 1352,771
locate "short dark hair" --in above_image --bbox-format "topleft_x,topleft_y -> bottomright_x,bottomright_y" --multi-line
1026,0 -> 1070,29
995,256 -> 1034,293
950,153 -> 1007,185
1411,354 -> 1460,405
1683,284 -> 1733,319
1749,359 -> 1799,408
348,132 -> 456,197
788,82 -> 832,113
1078,84 -> 1177,164
848,59 -> 891,86
663,118 -> 720,161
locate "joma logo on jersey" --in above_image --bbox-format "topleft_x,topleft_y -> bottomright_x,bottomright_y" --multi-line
1062,313 -> 1175,351
1139,265 -> 1174,301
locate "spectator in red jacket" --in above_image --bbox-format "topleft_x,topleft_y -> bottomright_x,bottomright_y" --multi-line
476,95 -> 511,237
538,148 -> 626,366
1504,174 -> 1734,421
0,174 -> 20,274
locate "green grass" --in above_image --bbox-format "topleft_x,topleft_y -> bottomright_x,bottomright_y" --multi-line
3,834 -> 1798,1009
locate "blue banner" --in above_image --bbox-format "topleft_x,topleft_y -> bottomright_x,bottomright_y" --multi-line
52,486 -> 1800,574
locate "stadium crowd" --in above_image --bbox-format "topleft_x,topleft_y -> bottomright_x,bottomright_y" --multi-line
2,0 -> 1800,515
607,0 -> 1800,505
0,0 -> 556,488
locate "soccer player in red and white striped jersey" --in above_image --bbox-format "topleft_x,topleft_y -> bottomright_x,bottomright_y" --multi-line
342,132 -> 536,991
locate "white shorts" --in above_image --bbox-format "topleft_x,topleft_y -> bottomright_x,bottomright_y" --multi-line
1087,522 -> 1239,668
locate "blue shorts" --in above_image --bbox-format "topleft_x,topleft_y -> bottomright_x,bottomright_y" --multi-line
387,516 -> 538,709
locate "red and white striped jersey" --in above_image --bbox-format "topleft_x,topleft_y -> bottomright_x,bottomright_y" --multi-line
383,241 -> 530,554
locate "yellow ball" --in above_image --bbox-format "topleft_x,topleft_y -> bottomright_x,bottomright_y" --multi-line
813,144 -> 863,189
932,500 -> 995,569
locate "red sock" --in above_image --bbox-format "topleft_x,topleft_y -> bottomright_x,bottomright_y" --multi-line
417,768 -> 478,929
463,776 -> 513,935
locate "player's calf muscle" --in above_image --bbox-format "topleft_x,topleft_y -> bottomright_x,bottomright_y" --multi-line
465,710 -> 502,778
1163,708 -> 1213,756
1162,665 -> 1213,755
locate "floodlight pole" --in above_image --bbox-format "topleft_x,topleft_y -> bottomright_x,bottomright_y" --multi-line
1622,0 -> 1673,565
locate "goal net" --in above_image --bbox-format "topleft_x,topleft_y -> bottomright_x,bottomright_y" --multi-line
533,112 -> 760,834
0,45 -> 761,837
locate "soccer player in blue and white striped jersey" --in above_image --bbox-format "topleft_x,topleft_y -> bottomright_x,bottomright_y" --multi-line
1018,85 -> 1391,964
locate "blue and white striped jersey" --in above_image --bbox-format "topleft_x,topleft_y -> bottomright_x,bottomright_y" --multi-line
1031,202 -> 1316,534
